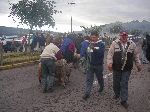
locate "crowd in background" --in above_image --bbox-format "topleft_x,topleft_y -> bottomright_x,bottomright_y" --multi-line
0,31 -> 145,53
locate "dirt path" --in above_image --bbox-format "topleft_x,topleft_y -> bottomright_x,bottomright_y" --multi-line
0,53 -> 150,112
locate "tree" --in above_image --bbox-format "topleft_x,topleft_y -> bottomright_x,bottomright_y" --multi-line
9,0 -> 61,31
80,25 -> 103,35
109,24 -> 124,34
90,25 -> 102,34
9,0 -> 61,52
80,26 -> 89,35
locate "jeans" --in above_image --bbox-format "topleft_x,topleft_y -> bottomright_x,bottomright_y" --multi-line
85,65 -> 104,95
142,48 -> 149,63
41,58 -> 55,91
113,70 -> 131,102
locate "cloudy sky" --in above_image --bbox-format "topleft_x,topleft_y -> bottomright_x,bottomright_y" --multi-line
0,0 -> 150,32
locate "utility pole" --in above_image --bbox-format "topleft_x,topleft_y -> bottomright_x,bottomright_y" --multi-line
68,2 -> 76,33
71,16 -> 72,33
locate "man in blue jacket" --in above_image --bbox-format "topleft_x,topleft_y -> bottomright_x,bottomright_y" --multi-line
61,34 -> 76,63
80,31 -> 105,100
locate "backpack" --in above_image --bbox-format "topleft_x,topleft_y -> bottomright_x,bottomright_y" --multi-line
64,42 -> 75,63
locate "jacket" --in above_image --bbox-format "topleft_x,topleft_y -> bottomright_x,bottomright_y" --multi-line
80,40 -> 105,65
107,38 -> 141,71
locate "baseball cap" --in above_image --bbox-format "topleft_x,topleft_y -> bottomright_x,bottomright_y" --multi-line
119,32 -> 128,36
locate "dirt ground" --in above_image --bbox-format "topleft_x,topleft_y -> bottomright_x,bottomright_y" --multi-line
0,51 -> 150,112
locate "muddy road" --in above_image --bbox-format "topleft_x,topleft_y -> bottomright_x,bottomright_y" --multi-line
0,52 -> 150,112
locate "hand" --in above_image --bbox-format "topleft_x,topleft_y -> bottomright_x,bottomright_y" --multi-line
137,65 -> 142,72
75,54 -> 80,59
108,63 -> 113,72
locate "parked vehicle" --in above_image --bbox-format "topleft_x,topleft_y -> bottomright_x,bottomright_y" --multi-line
3,41 -> 16,53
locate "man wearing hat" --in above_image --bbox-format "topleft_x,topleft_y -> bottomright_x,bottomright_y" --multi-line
107,31 -> 142,109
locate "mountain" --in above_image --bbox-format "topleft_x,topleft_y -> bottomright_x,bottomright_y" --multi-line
0,26 -> 61,37
0,20 -> 150,36
0,26 -> 29,37
104,20 -> 150,33
123,20 -> 150,32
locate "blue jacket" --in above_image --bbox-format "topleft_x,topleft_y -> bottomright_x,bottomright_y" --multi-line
61,37 -> 73,54
80,40 -> 105,65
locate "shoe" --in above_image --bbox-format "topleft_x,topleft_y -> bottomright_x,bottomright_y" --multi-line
98,88 -> 103,93
121,101 -> 128,109
39,79 -> 41,83
48,88 -> 54,93
43,85 -> 47,93
43,89 -> 47,93
82,94 -> 90,100
113,95 -> 120,100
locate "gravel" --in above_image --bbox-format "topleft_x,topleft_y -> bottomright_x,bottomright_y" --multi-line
0,51 -> 150,112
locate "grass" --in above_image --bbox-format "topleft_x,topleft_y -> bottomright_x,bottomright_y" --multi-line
1,52 -> 40,66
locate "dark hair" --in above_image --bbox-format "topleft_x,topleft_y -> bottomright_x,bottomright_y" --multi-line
46,36 -> 53,45
90,30 -> 99,36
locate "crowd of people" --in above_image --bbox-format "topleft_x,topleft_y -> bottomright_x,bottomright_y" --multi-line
0,32 -> 46,53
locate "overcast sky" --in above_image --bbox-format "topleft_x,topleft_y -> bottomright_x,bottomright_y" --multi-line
0,0 -> 150,32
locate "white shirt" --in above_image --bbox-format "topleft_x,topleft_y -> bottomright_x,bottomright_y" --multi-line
40,43 -> 60,60
121,43 -> 127,52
